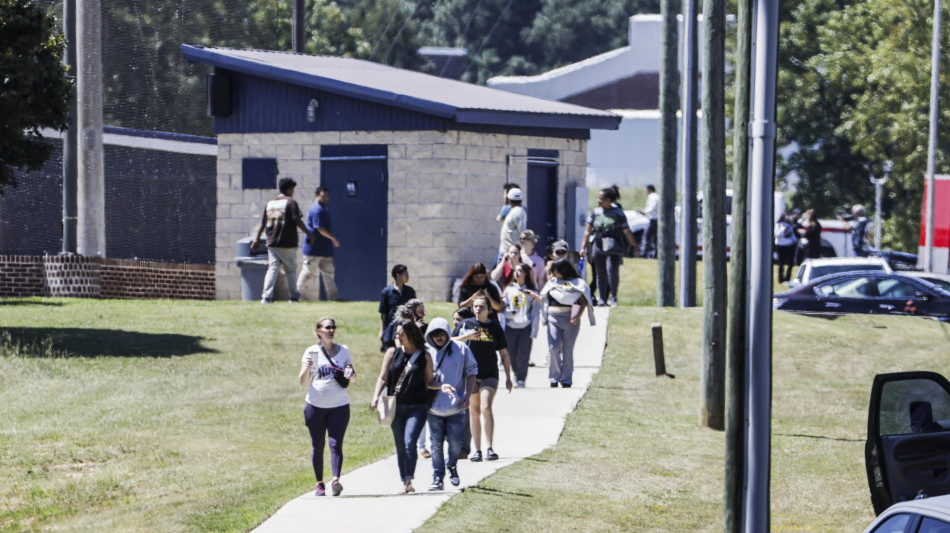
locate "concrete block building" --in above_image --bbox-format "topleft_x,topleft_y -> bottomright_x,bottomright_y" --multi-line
183,46 -> 620,302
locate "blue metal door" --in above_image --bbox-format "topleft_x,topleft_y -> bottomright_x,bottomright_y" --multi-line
320,145 -> 388,301
526,157 -> 558,249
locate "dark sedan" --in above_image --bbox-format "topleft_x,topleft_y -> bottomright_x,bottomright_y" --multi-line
773,271 -> 950,318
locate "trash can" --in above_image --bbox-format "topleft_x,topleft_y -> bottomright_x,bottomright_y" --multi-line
235,237 -> 276,302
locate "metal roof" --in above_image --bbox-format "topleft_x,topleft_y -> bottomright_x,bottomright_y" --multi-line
181,45 -> 621,131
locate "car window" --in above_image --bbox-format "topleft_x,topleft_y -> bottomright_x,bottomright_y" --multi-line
918,516 -> 950,533
818,277 -> 876,298
877,279 -> 923,299
921,277 -> 950,292
869,512 -> 911,533
879,379 -> 950,436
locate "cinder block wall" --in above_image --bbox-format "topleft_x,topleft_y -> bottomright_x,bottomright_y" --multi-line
214,130 -> 587,302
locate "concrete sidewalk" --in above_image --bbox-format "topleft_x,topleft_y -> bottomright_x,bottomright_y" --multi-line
254,307 -> 609,533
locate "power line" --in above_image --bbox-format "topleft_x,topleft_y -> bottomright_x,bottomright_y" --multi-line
368,0 -> 403,61
463,0 -> 514,78
380,0 -> 428,63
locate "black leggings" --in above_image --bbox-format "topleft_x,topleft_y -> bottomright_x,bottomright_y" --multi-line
304,403 -> 350,482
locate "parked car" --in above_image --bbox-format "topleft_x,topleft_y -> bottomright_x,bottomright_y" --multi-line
773,271 -> 950,318
865,372 -> 950,520
863,494 -> 950,532
787,257 -> 893,288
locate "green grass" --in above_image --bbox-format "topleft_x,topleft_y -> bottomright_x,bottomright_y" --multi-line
0,299 -> 455,532
1,259 -> 923,531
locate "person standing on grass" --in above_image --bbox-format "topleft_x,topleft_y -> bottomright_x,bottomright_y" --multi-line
540,259 -> 595,388
580,185 -> 637,307
297,186 -> 340,301
299,317 -> 355,497
503,264 -> 541,388
638,184 -> 660,258
251,177 -> 316,303
370,320 -> 433,494
378,264 -> 416,352
774,212 -> 798,283
424,317 -> 477,491
453,296 -> 512,462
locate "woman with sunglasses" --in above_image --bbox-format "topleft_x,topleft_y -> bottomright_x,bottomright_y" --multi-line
299,317 -> 355,497
370,319 -> 434,493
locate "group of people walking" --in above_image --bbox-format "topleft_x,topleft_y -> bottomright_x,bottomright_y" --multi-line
298,241 -> 597,496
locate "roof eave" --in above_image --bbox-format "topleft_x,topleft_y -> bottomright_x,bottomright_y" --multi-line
181,45 -> 456,119
455,109 -> 621,131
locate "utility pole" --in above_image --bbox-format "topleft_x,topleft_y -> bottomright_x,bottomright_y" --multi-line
700,0 -> 727,431
871,161 -> 892,250
77,0 -> 105,257
679,0 -> 699,308
725,0 -> 753,526
293,0 -> 305,53
745,0 -> 780,529
658,0 -> 681,307
924,0 -> 942,272
62,0 -> 78,254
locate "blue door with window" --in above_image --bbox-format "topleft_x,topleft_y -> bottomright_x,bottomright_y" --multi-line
320,145 -> 388,301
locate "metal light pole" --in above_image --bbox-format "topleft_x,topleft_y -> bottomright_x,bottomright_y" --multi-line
870,161 -> 892,250
678,0 -> 699,308
925,0 -> 942,272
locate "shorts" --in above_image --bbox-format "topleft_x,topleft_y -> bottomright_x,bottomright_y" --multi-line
474,378 -> 499,392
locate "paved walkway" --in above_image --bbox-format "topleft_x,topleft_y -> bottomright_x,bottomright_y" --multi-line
254,307 -> 610,533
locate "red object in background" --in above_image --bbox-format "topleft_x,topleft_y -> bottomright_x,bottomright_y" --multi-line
919,175 -> 950,248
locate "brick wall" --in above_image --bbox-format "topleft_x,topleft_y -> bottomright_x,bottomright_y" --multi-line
214,130 -> 588,302
0,256 -> 214,300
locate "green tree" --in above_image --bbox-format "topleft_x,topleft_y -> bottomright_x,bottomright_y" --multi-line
777,0 -> 950,252
0,0 -> 72,192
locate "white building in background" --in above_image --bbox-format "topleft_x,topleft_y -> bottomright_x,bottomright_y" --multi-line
490,14 -> 706,189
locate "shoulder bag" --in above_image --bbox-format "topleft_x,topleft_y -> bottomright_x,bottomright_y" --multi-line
376,349 -> 421,426
319,345 -> 349,389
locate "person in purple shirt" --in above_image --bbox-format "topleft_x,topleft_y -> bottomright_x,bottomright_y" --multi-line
297,186 -> 341,301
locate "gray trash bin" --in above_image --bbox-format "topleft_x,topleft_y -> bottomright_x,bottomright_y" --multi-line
236,237 -> 269,302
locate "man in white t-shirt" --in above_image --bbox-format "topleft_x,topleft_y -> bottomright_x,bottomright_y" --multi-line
638,184 -> 659,258
497,188 -> 526,265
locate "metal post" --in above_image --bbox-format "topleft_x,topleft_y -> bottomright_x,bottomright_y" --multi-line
871,161 -> 891,250
745,0 -> 779,529
678,0 -> 699,308
77,0 -> 105,257
62,0 -> 78,254
925,0 -> 942,272
292,0 -> 305,53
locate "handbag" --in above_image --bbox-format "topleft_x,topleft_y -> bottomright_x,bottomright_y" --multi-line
376,349 -> 420,426
319,345 -> 349,389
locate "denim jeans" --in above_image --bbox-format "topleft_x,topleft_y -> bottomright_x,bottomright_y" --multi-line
427,411 -> 466,479
505,325 -> 533,382
390,403 -> 428,482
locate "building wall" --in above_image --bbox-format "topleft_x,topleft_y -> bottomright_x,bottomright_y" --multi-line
215,130 -> 587,302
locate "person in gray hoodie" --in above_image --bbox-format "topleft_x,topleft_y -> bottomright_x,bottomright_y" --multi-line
424,317 -> 478,491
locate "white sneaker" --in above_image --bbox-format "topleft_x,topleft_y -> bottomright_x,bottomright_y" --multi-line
516,380 -> 525,388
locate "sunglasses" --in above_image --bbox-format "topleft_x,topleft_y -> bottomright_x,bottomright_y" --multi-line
555,249 -> 567,255
321,325 -> 337,330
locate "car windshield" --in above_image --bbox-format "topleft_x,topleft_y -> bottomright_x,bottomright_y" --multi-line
811,263 -> 885,280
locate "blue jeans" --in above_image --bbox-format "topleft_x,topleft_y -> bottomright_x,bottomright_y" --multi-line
391,403 -> 428,482
427,411 -> 466,479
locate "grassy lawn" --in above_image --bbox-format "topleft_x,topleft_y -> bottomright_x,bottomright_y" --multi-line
2,259 -> 934,531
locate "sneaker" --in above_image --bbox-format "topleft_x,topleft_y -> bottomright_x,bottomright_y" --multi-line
428,477 -> 444,491
314,483 -> 326,496
289,298 -> 299,303
331,479 -> 343,496
486,448 -> 499,461
515,380 -> 525,388
561,382 -> 572,388
448,466 -> 460,486
418,447 -> 431,459
261,299 -> 274,304
607,297 -> 619,307
593,298 -> 605,307
550,382 -> 559,388
528,362 -> 536,367
470,451 -> 483,462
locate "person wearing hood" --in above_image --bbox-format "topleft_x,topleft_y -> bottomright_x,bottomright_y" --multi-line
540,258 -> 595,388
423,318 -> 477,491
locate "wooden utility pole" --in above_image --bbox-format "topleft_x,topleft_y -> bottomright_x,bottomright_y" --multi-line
700,0 -> 727,430
657,0 -> 680,307
725,0 -> 753,527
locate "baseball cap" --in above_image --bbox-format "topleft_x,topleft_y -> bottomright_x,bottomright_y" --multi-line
520,229 -> 538,242
552,240 -> 569,253
507,188 -> 523,201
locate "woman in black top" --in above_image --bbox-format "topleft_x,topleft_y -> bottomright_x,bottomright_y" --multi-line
453,296 -> 512,462
370,319 -> 434,494
797,209 -> 823,259
457,262 -> 504,322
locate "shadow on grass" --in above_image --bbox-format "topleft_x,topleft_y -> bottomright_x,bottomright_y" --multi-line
0,327 -> 216,358
0,300 -> 63,307
776,432 -> 863,442
466,486 -> 534,498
